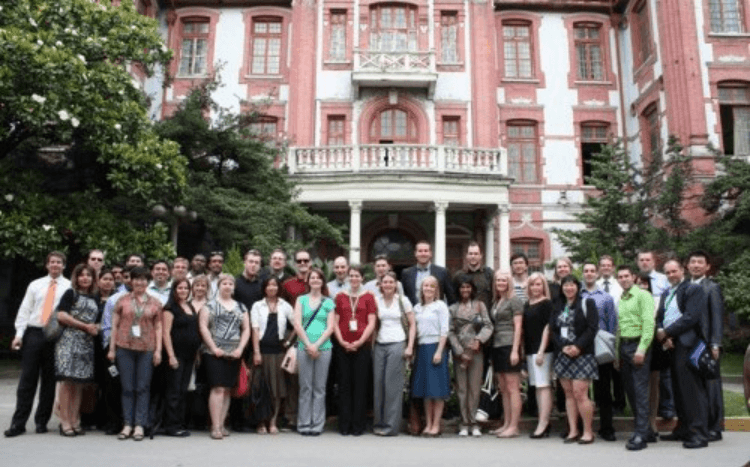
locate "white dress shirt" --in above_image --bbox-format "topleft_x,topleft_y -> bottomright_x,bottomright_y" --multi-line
596,276 -> 623,305
14,274 -> 71,338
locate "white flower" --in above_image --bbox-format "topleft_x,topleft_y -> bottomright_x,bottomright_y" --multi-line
42,225 -> 52,232
65,28 -> 70,33
58,110 -> 70,121
29,18 -> 37,27
36,39 -> 43,46
161,44 -> 168,52
114,123 -> 122,130
71,29 -> 78,36
118,90 -> 124,95
77,54 -> 87,64
31,94 -> 46,104
4,194 -> 13,202
71,117 -> 80,128
156,163 -> 163,170
55,41 -> 62,47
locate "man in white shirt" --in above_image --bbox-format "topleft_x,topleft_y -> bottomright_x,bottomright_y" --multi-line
207,252 -> 224,300
597,255 -> 623,305
5,251 -> 71,437
147,260 -> 171,305
364,255 -> 405,298
327,256 -> 350,297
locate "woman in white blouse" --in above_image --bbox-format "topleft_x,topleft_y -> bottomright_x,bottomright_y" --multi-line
372,272 -> 416,436
251,276 -> 294,434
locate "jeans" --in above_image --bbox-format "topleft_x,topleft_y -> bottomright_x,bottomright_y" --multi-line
117,348 -> 154,427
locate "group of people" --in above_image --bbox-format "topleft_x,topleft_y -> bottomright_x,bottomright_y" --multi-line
4,242 -> 725,451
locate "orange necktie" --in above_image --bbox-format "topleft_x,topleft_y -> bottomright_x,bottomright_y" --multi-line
40,279 -> 57,326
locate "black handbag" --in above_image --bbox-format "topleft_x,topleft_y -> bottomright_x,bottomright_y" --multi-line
687,339 -> 720,380
475,366 -> 502,422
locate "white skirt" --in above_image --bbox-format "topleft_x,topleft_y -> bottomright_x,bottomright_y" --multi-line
526,352 -> 553,388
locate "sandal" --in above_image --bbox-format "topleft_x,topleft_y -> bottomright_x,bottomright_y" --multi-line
257,425 -> 267,434
73,425 -> 85,436
210,427 -> 223,440
133,426 -> 144,441
118,426 -> 132,440
59,424 -> 76,437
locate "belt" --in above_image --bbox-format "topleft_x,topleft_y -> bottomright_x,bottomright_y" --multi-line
620,336 -> 641,343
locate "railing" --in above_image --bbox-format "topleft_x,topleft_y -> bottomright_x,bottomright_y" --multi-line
285,145 -> 507,176
354,49 -> 435,73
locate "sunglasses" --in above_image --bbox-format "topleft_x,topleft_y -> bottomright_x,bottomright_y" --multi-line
296,258 -> 311,264
90,258 -> 104,262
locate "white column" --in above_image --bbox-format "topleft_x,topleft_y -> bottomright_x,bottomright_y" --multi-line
434,201 -> 448,267
349,200 -> 363,265
485,211 -> 495,269
499,204 -> 510,270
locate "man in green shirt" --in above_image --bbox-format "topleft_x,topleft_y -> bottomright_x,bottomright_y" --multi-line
615,265 -> 655,451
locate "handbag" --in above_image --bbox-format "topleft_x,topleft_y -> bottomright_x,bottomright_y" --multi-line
688,339 -> 720,380
281,300 -> 324,374
232,361 -> 250,398
43,292 -> 78,342
475,365 -> 502,422
581,299 -> 616,364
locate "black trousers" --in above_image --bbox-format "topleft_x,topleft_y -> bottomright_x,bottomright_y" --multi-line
706,356 -> 724,433
593,362 -> 615,435
671,342 -> 709,442
620,340 -> 652,439
337,346 -> 371,434
10,328 -> 56,429
611,366 -> 627,410
164,355 -> 196,432
658,368 -> 677,416
103,362 -> 123,431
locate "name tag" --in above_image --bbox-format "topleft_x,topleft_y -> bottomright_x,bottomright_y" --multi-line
561,327 -> 569,339
349,320 -> 358,332
131,325 -> 141,338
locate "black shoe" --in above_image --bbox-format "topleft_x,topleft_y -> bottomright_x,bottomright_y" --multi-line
352,430 -> 363,437
660,432 -> 685,442
599,432 -> 616,442
4,426 -> 26,438
683,438 -> 708,449
35,425 -> 48,434
708,431 -> 722,442
644,431 -> 659,443
530,424 -> 551,439
309,431 -> 321,436
563,435 -> 580,444
164,429 -> 191,437
626,436 -> 648,451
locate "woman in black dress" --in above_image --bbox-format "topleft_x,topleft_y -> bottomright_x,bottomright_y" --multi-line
549,276 -> 598,444
162,278 -> 202,437
523,272 -> 554,438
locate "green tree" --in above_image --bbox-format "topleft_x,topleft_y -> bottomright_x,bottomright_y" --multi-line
0,0 -> 187,263
155,78 -> 344,256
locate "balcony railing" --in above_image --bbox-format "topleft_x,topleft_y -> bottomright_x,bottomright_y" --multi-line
285,145 -> 507,176
354,49 -> 435,73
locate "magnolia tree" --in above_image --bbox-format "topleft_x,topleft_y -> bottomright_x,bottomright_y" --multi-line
0,0 -> 186,263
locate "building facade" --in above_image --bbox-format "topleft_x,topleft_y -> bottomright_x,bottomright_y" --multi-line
141,0 -> 750,273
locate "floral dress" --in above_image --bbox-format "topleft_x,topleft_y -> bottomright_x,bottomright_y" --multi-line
55,290 -> 100,382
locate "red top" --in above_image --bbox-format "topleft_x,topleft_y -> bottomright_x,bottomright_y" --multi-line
282,277 -> 308,307
113,293 -> 163,352
334,291 -> 377,343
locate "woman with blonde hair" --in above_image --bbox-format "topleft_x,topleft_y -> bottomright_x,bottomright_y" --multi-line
489,270 -> 524,438
524,272 -> 555,438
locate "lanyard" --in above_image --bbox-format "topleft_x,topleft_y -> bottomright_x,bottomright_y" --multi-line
349,292 -> 361,320
563,304 -> 571,320
131,294 -> 147,320
665,288 -> 677,310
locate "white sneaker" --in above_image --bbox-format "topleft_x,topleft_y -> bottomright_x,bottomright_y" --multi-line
472,427 -> 482,437
458,428 -> 469,437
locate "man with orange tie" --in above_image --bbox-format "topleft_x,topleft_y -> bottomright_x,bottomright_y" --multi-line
5,252 -> 71,437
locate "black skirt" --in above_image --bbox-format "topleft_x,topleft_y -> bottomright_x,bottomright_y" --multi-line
492,345 -> 523,373
204,354 -> 240,388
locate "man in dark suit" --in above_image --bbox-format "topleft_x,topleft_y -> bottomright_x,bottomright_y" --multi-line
401,240 -> 456,306
687,250 -> 724,442
655,259 -> 710,449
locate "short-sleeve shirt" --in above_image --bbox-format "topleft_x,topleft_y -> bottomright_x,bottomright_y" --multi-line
376,294 -> 412,344
203,300 -> 247,354
490,297 -> 524,347
113,293 -> 163,352
522,299 -> 553,355
335,291 -> 377,344
298,295 -> 335,351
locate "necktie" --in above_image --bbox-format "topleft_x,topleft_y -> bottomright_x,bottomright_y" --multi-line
603,280 -> 610,293
40,279 -> 57,325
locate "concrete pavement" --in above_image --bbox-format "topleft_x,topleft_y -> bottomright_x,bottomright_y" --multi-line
2,373 -> 749,467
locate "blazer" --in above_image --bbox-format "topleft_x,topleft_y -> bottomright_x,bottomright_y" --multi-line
655,279 -> 707,348
549,297 -> 598,356
401,264 -> 456,307
699,278 -> 724,348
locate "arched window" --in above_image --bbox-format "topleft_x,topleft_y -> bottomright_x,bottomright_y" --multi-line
369,4 -> 418,52
370,107 -> 418,143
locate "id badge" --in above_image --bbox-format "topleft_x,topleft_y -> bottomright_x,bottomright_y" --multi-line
349,320 -> 358,332
131,324 -> 141,338
561,327 -> 569,339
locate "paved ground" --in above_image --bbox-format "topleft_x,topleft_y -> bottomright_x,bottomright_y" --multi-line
2,374 -> 749,467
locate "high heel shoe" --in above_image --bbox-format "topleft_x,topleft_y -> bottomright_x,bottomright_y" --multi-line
73,425 -> 85,436
59,424 -> 76,437
529,424 -> 551,439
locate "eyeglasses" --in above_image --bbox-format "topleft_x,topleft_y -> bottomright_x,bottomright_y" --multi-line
296,258 -> 311,264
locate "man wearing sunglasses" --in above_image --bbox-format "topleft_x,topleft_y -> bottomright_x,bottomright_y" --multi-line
281,250 -> 312,307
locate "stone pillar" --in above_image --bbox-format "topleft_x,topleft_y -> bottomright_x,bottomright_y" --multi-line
485,210 -> 496,269
434,201 -> 448,267
499,204 -> 510,271
349,200 -> 363,265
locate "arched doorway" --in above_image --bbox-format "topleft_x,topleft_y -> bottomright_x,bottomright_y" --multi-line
363,215 -> 428,275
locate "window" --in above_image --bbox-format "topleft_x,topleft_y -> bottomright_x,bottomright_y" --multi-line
442,117 -> 460,146
327,116 -> 345,145
249,117 -> 278,137
330,11 -> 347,61
642,104 -> 661,160
633,1 -> 652,66
503,22 -> 533,78
251,18 -> 282,75
575,24 -> 604,81
710,0 -> 745,33
507,123 -> 538,183
370,5 -> 417,52
179,19 -> 209,76
511,239 -> 543,272
440,12 -> 458,63
719,84 -> 750,155
370,108 -> 417,143
580,123 -> 609,182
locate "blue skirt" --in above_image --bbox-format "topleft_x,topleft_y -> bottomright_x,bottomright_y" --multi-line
411,343 -> 450,400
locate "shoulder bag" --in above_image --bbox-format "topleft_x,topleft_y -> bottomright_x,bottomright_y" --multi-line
281,300 -> 325,375
581,298 -> 616,364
